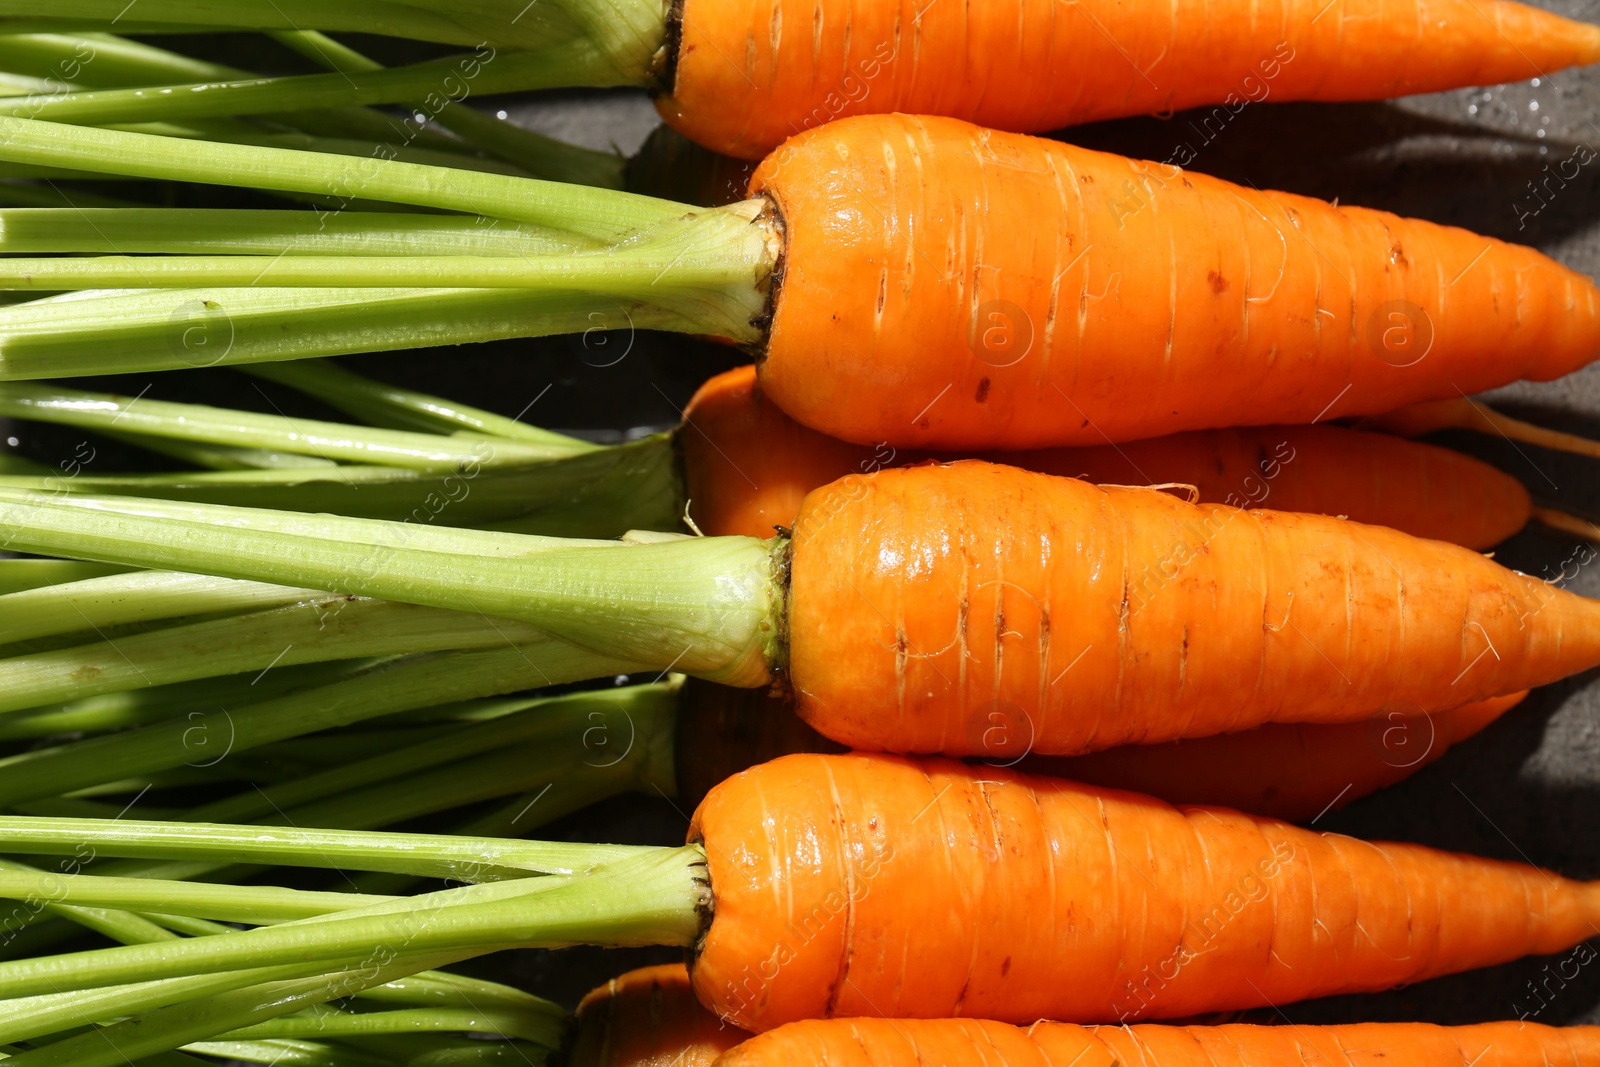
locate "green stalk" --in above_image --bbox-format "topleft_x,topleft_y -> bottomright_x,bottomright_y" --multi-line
0,489 -> 781,686
0,209 -> 586,255
0,31 -> 486,152
0,872 -> 392,924
191,683 -> 676,826
222,1007 -> 550,1041
0,118 -> 687,240
0,381 -> 587,467
0,642 -> 641,809
0,570 -> 321,645
0,0 -> 671,60
2,436 -> 685,537
0,846 -> 703,996
273,30 -> 627,189
0,285 -> 734,380
6,952 -> 496,1067
98,428 -> 339,472
0,660 -> 369,741
0,597 -> 553,714
173,127 -> 542,178
0,220 -> 768,297
0,930 -> 558,1050
242,358 -> 588,447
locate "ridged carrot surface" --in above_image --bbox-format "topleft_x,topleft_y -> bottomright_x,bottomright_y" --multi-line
569,964 -> 747,1067
751,115 -> 1600,449
718,1018 -> 1600,1067
786,460 -> 1597,755
683,366 -> 1533,548
1034,691 -> 1526,821
676,683 -> 1520,819
690,753 -> 1600,1030
660,0 -> 1600,159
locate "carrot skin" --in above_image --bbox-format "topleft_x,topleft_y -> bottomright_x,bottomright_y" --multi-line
676,680 -> 1522,820
1032,690 -> 1527,822
683,366 -> 1532,550
570,963 -> 748,1067
717,1019 -> 1600,1067
751,115 -> 1600,450
660,0 -> 1600,160
690,753 -> 1600,1031
786,461 -> 1596,755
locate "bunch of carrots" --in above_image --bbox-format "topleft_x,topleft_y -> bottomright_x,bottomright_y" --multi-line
0,4 -> 1595,1065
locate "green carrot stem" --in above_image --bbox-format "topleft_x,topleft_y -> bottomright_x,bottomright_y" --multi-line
3,436 -> 685,538
0,226 -> 769,299
0,118 -> 690,240
0,209 -> 585,255
98,428 -> 340,472
6,951 -> 492,1067
0,929 -> 556,1049
185,1038 -> 389,1067
0,642 -> 639,809
172,127 -> 541,178
0,570 -> 321,645
0,286 -> 713,380
192,683 -> 676,826
0,490 -> 781,685
0,0 -> 670,59
0,30 -> 483,153
0,660 -> 369,741
241,360 -> 589,448
0,559 -> 132,595
222,1006 -> 548,1041
0,859 -> 179,948
0,846 -> 703,998
272,30 -> 628,189
0,872 -> 392,924
0,381 -> 586,467
0,816 -> 657,881
0,597 -> 552,714
0,33 -> 240,87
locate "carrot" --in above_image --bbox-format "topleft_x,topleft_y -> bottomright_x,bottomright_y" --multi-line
683,365 -> 1535,549
10,4 -> 1596,165
570,964 -> 748,1067
784,461 -> 1596,753
752,115 -> 1600,450
3,117 -> 1598,458
717,1019 -> 1600,1067
682,681 -> 1525,821
659,1 -> 1600,159
4,752 -> 1600,1043
1031,690 -> 1527,822
690,753 -> 1600,1028
4,459 -> 1598,756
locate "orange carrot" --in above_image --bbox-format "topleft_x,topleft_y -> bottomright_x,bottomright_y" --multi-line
691,753 -> 1600,1029
717,1018 -> 1600,1067
570,964 -> 748,1067
659,2 -> 1600,160
1031,690 -> 1527,821
787,461 -> 1597,754
8,459 -> 1596,758
677,681 -> 1522,820
750,115 -> 1600,450
683,365 -> 1534,549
